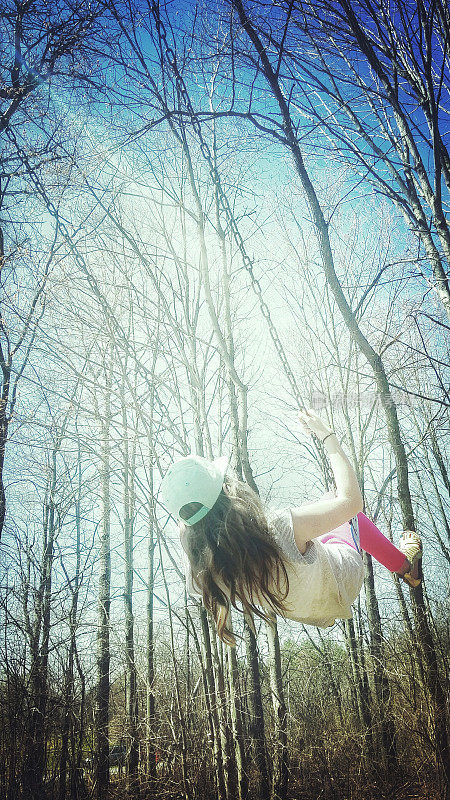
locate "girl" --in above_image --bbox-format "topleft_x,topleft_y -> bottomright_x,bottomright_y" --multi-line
160,409 -> 422,645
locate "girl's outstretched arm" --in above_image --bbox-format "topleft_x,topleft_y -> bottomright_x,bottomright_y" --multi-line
291,409 -> 363,553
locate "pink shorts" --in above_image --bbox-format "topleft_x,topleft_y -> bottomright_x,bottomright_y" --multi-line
320,520 -> 358,551
319,512 -> 406,573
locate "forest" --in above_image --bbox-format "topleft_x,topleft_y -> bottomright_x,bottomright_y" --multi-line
0,1 -> 449,799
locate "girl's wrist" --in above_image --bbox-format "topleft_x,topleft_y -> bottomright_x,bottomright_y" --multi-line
320,431 -> 336,445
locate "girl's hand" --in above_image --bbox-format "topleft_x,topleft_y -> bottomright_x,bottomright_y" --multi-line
298,408 -> 334,442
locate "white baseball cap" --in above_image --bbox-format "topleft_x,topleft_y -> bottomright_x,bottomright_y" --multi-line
160,454 -> 229,525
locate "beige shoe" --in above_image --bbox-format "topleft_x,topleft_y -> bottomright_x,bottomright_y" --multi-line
399,530 -> 422,588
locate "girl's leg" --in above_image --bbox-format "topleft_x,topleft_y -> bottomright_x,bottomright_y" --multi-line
356,512 -> 407,572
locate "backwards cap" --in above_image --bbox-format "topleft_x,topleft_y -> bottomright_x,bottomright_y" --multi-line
160,454 -> 229,525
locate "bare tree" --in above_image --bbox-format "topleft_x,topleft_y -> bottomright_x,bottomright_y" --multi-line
93,346 -> 113,800
119,336 -> 139,789
0,0 -> 105,540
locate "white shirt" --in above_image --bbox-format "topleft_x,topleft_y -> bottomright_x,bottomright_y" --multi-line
266,508 -> 364,627
181,508 -> 364,628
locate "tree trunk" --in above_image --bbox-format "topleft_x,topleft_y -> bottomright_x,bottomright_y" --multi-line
199,607 -> 227,800
159,535 -> 192,800
265,615 -> 288,800
0,356 -> 9,541
95,354 -> 113,800
243,615 -> 270,799
59,439 -> 83,800
121,376 -> 139,789
146,468 -> 157,786
209,617 -> 238,799
343,617 -> 374,758
23,444 -> 59,798
362,553 -> 399,772
226,615 -> 249,800
0,219 -> 10,540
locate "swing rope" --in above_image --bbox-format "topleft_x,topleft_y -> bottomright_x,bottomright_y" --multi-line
151,3 -> 343,494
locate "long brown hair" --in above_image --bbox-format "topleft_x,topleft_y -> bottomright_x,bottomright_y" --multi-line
180,474 -> 290,646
